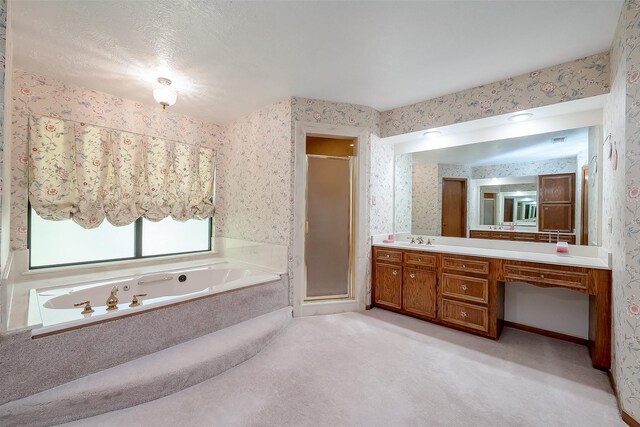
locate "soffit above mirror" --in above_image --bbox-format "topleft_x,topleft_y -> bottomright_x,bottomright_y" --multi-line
387,95 -> 605,156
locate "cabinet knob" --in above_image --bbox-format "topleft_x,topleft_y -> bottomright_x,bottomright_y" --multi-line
418,258 -> 421,262
540,274 -> 545,279
386,254 -> 390,258
392,270 -> 398,276
462,264 -> 466,269
461,284 -> 468,291
410,273 -> 415,279
460,311 -> 468,318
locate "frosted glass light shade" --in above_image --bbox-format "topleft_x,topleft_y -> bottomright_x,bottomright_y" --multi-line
153,77 -> 177,108
153,85 -> 177,107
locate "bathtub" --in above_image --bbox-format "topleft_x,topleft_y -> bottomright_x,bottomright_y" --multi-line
32,262 -> 281,336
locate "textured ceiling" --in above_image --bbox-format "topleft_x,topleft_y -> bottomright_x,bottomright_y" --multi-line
12,1 -> 623,124
412,128 -> 589,167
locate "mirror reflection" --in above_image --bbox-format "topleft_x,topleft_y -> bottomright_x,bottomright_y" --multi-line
394,126 -> 602,245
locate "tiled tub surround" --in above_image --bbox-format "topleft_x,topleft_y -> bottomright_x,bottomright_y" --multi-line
0,270 -> 289,405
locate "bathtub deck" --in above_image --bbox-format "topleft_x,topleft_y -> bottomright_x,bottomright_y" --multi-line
0,307 -> 293,427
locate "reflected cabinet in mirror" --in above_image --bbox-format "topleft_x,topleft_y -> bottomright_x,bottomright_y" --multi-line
393,126 -> 603,246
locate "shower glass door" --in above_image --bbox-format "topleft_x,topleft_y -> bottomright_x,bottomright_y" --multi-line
305,155 -> 353,300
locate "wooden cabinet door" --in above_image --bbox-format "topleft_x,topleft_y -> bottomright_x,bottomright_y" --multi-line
538,173 -> 575,232
402,268 -> 437,319
374,263 -> 402,310
539,173 -> 575,203
539,204 -> 573,232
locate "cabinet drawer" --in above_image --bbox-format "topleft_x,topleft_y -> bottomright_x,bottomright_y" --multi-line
442,274 -> 488,304
491,231 -> 513,240
513,233 -> 537,242
442,256 -> 489,275
441,299 -> 489,333
404,252 -> 436,268
503,262 -> 588,291
375,249 -> 402,263
469,230 -> 491,239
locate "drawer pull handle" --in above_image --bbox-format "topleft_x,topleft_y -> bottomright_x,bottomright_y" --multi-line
392,270 -> 398,276
410,273 -> 415,279
461,284 -> 468,291
460,311 -> 468,318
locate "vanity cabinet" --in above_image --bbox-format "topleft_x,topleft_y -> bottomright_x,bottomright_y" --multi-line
372,247 -> 502,339
372,248 -> 437,321
371,245 -> 612,370
469,230 -> 576,244
440,255 -> 500,336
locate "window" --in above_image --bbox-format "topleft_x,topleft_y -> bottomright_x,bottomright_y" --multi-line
29,208 -> 211,268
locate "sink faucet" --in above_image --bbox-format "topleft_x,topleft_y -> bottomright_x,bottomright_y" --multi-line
426,238 -> 434,246
407,236 -> 416,244
106,286 -> 119,311
416,236 -> 425,244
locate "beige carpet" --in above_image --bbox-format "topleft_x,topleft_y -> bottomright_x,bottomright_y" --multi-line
64,308 -> 623,427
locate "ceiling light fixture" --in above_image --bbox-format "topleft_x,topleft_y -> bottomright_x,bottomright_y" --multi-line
423,130 -> 441,138
508,112 -> 533,122
153,77 -> 177,109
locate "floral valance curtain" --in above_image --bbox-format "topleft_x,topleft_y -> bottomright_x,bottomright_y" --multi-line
29,115 -> 215,229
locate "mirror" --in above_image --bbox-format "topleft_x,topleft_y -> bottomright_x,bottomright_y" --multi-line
479,183 -> 537,226
393,125 -> 603,245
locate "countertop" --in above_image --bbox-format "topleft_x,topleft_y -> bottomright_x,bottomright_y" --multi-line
372,240 -> 611,270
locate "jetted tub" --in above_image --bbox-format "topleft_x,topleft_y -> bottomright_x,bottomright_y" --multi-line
33,262 -> 281,336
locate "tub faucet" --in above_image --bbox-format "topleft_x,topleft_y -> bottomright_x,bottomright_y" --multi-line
106,286 -> 119,311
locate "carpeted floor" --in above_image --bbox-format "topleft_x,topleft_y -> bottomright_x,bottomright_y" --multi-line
64,308 -> 623,427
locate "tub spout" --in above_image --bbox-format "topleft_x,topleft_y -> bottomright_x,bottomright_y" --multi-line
106,286 -> 119,311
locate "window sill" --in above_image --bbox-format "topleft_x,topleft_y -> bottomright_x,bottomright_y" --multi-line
13,249 -> 220,285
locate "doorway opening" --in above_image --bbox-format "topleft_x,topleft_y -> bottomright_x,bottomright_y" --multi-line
441,178 -> 467,237
305,136 -> 356,301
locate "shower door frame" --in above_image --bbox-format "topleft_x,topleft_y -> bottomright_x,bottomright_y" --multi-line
293,122 -> 369,317
304,154 -> 355,301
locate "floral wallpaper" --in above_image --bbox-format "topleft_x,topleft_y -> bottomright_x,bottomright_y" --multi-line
290,97 -> 381,303
394,154 -> 412,233
381,52 -> 610,138
215,99 -> 292,247
369,136 -> 394,235
605,0 -> 640,420
471,157 -> 577,179
10,69 -> 225,250
411,163 -> 438,235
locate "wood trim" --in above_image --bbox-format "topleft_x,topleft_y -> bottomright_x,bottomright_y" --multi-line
609,371 -> 640,427
581,165 -> 589,246
365,304 -> 372,310
503,321 -> 588,346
